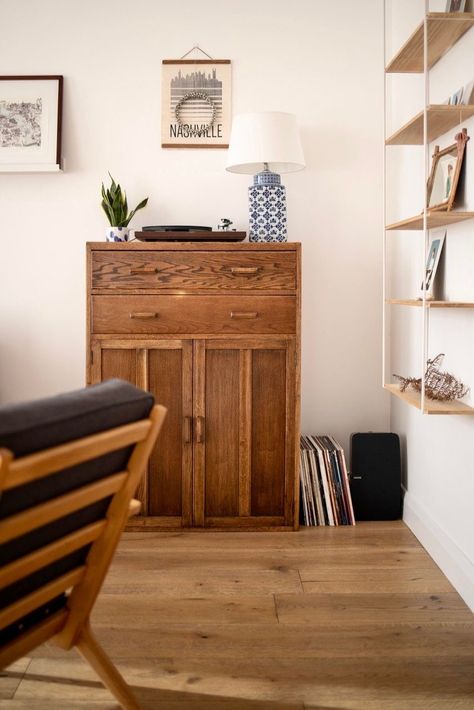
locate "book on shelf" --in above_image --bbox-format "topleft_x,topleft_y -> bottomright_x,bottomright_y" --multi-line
299,435 -> 355,526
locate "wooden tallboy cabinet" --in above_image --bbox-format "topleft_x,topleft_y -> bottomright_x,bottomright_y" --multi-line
87,242 -> 301,530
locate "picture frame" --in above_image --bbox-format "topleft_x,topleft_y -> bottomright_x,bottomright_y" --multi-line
461,80 -> 474,104
161,60 -> 231,149
426,129 -> 469,211
420,230 -> 446,298
448,86 -> 464,105
445,0 -> 466,11
0,75 -> 63,172
444,80 -> 474,106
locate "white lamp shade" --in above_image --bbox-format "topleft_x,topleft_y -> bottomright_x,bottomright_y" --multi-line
225,111 -> 305,175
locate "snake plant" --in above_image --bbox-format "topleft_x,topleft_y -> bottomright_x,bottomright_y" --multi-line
101,173 -> 148,227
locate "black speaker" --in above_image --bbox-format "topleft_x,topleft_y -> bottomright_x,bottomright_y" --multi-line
350,433 -> 402,520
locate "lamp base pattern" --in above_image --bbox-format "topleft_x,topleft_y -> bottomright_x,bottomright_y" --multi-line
248,184 -> 287,243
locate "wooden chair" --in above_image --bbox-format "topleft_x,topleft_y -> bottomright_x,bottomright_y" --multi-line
0,380 -> 166,709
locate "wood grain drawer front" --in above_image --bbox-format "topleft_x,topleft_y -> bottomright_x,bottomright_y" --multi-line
91,251 -> 296,291
92,296 -> 296,335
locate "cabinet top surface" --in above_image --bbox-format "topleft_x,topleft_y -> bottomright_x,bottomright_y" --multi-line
87,242 -> 301,252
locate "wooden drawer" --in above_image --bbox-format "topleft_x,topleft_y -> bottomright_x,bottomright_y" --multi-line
91,251 -> 296,291
92,295 -> 296,335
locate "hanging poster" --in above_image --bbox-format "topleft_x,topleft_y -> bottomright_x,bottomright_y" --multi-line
161,60 -> 231,148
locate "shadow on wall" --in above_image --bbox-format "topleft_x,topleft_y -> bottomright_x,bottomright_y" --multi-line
399,430 -> 408,490
0,326 -> 77,405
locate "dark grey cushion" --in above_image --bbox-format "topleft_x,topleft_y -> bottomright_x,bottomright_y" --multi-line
0,378 -> 154,459
0,379 -> 154,645
0,378 -> 154,520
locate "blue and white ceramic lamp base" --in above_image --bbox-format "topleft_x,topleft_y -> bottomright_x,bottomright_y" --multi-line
248,171 -> 287,243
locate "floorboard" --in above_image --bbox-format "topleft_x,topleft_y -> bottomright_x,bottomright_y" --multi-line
2,521 -> 473,708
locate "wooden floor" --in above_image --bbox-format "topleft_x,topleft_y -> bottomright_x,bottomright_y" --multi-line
1,521 -> 473,709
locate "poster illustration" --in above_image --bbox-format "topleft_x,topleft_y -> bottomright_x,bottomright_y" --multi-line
0,76 -> 62,172
161,60 -> 231,148
0,98 -> 42,148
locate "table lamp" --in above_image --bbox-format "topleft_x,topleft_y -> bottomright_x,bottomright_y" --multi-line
225,112 -> 305,242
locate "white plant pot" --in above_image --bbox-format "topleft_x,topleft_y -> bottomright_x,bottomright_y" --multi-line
106,226 -> 130,242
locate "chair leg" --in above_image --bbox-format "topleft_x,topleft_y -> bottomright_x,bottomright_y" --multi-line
75,621 -> 140,710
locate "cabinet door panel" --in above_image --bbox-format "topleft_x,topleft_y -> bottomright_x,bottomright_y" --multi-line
195,339 -> 296,528
204,349 -> 240,517
90,339 -> 192,527
148,346 -> 192,520
101,348 -> 137,384
251,349 -> 286,516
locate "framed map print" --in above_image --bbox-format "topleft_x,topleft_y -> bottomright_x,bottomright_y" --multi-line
0,75 -> 63,172
161,60 -> 231,148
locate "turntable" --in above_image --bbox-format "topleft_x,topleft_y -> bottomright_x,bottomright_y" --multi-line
135,225 -> 246,242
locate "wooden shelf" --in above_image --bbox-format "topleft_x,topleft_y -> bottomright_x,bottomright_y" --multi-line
386,13 -> 474,73
386,211 -> 474,231
385,384 -> 474,415
386,299 -> 474,308
386,105 -> 474,145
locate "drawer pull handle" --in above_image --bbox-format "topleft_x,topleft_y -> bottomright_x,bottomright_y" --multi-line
129,268 -> 159,275
230,311 -> 259,319
129,312 -> 159,319
195,416 -> 205,444
230,266 -> 261,275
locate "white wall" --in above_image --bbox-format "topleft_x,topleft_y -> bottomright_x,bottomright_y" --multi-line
3,0 -> 470,606
0,0 -> 389,451
386,0 -> 474,609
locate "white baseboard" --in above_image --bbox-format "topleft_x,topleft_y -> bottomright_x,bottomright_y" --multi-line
403,490 -> 474,612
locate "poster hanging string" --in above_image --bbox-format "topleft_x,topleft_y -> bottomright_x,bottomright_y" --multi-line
180,45 -> 213,60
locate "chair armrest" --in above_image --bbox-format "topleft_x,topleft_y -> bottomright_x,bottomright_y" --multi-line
127,499 -> 141,518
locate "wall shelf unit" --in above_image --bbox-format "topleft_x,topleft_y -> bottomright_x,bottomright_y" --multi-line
386,105 -> 474,145
383,5 -> 473,416
386,211 -> 474,231
384,385 -> 474,415
386,13 -> 474,73
386,299 -> 474,308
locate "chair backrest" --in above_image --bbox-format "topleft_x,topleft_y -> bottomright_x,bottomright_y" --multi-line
0,380 -> 166,667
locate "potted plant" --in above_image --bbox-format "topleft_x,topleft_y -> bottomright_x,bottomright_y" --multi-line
101,173 -> 148,242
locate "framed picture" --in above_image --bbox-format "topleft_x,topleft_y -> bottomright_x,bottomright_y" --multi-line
448,86 -> 464,105
445,0 -> 466,11
426,129 -> 469,211
161,60 -> 231,148
444,80 -> 474,105
420,230 -> 446,297
461,80 -> 474,104
0,75 -> 63,172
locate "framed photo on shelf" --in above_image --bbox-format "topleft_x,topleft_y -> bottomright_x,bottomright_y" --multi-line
448,86 -> 464,105
426,129 -> 469,211
445,0 -> 466,11
461,80 -> 474,104
420,230 -> 446,298
161,59 -> 231,148
0,75 -> 63,172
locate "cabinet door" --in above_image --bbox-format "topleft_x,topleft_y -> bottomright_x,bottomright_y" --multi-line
90,339 -> 193,527
193,338 -> 297,529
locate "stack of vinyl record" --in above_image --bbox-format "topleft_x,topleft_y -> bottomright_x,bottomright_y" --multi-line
300,435 -> 355,526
